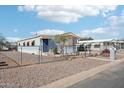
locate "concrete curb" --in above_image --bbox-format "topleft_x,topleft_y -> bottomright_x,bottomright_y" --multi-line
41,59 -> 124,88
88,57 -> 121,62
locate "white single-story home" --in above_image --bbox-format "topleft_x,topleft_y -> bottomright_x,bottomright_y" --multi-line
17,32 -> 80,55
77,39 -> 124,52
17,32 -> 124,55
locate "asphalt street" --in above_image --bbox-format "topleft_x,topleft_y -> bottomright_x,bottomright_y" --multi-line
69,62 -> 124,88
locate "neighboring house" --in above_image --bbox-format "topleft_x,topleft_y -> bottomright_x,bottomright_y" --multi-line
2,46 -> 9,51
77,39 -> 124,53
17,32 -> 80,55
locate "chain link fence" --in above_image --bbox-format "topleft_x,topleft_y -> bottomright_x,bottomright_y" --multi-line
0,45 -> 93,68
0,46 -> 68,68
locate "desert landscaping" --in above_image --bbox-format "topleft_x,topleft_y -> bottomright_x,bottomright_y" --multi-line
0,55 -> 108,88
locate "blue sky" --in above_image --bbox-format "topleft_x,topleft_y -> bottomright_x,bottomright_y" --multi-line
0,5 -> 124,41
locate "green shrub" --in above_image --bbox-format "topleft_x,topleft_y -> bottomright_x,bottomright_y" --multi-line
53,48 -> 59,54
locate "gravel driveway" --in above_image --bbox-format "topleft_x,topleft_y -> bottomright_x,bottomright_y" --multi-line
0,58 -> 108,88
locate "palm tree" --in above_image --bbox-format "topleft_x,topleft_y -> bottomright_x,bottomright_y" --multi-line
54,34 -> 67,56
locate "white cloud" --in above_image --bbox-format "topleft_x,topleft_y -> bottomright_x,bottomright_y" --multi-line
78,8 -> 124,39
17,5 -> 122,39
91,27 -> 106,34
31,29 -> 65,35
94,6 -> 117,17
108,15 -> 124,28
6,37 -> 21,42
18,5 -> 117,23
106,10 -> 124,34
80,27 -> 106,36
79,27 -> 120,39
82,27 -> 106,35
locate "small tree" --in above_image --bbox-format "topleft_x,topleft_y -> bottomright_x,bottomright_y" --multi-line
80,37 -> 94,41
0,34 -> 10,51
54,34 -> 67,56
53,47 -> 58,54
0,35 -> 6,50
5,41 -> 11,49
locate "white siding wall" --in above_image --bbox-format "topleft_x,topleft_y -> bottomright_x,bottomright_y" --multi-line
17,37 -> 41,55
63,46 -> 75,54
18,46 -> 40,55
91,42 -> 114,51
91,43 -> 101,51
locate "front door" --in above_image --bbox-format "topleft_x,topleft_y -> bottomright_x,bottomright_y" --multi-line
43,39 -> 49,52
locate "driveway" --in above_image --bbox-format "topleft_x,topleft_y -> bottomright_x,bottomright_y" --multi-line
69,61 -> 124,88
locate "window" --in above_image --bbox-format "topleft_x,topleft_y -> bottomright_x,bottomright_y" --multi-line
18,43 -> 20,46
31,41 -> 35,46
94,44 -> 100,48
23,42 -> 25,46
27,42 -> 30,46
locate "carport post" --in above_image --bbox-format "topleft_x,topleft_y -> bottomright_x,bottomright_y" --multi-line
110,46 -> 116,61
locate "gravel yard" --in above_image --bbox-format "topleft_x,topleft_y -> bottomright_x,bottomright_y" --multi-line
1,51 -> 66,65
0,53 -> 19,69
0,58 -> 108,88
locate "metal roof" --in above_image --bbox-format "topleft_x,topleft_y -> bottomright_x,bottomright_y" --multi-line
78,39 -> 116,44
17,32 -> 80,42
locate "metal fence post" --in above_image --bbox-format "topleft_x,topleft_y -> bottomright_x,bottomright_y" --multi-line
39,46 -> 41,64
84,46 -> 86,58
41,46 -> 42,62
21,46 -> 22,65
